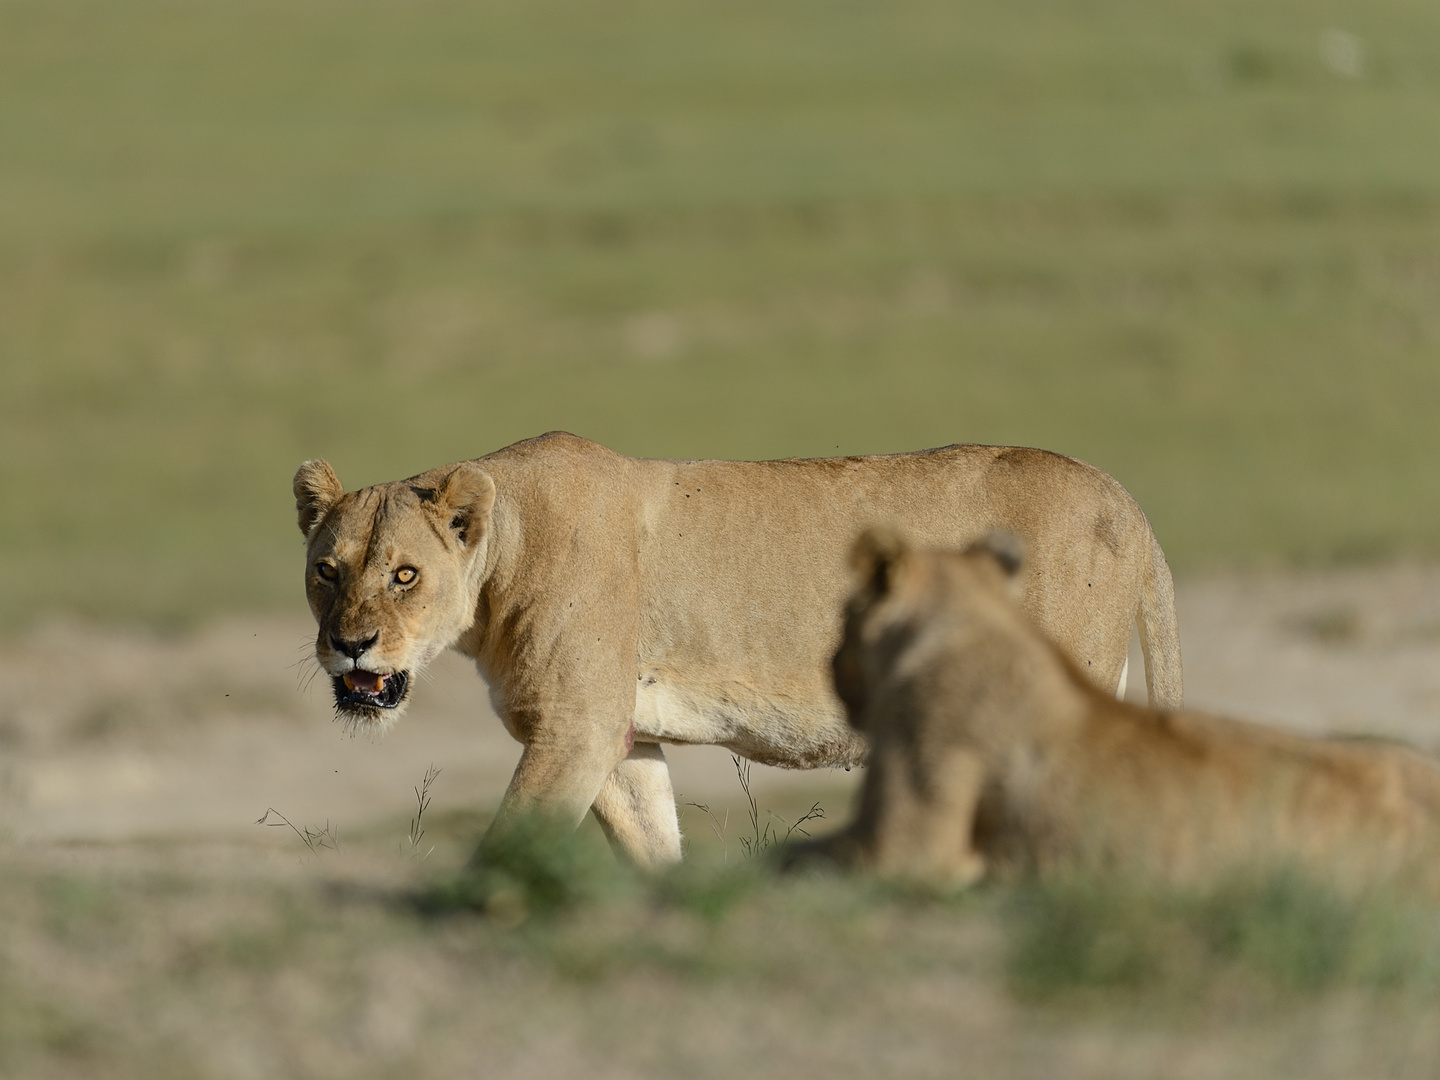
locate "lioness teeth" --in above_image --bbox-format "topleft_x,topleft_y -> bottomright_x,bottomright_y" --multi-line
343,671 -> 385,693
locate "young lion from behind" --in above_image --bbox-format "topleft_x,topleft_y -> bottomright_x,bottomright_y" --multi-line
800,530 -> 1440,895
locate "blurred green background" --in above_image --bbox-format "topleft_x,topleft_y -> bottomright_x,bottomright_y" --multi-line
3,0 -> 1439,627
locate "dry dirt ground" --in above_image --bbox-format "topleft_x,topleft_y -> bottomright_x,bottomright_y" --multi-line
7,563 -> 1440,845
5,564 -> 1440,1079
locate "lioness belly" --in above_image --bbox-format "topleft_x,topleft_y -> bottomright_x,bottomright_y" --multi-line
633,678 -> 863,769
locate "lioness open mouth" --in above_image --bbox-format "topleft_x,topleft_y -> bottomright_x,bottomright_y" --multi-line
331,669 -> 410,714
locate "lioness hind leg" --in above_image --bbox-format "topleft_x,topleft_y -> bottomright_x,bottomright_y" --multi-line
590,742 -> 683,869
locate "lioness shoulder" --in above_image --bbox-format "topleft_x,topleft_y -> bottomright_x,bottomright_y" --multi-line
803,530 -> 1440,895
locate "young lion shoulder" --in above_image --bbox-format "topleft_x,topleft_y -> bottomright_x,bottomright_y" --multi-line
802,530 -> 1440,896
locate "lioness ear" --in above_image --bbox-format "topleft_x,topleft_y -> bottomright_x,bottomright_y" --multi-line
293,459 -> 344,538
968,531 -> 1025,580
434,464 -> 496,548
850,527 -> 909,598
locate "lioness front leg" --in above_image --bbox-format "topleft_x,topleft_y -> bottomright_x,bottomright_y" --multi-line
477,722 -> 632,863
590,742 -> 683,868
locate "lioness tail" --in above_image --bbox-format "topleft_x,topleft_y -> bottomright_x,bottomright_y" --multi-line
1137,529 -> 1183,709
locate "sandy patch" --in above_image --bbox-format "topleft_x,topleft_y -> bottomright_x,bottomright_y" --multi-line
5,562 -> 1440,842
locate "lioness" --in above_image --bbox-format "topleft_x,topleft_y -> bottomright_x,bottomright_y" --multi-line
293,431 -> 1182,867
800,531 -> 1440,894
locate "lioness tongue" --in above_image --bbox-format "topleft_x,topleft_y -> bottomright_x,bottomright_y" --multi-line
343,671 -> 386,694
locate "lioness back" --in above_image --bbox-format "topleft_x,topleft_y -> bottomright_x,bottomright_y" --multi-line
296,432 -> 1182,866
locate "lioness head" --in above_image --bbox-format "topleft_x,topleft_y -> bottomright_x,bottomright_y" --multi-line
831,528 -> 1024,730
293,459 -> 496,730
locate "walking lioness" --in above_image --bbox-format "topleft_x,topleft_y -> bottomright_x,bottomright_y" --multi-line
293,432 -> 1182,867
800,531 -> 1440,894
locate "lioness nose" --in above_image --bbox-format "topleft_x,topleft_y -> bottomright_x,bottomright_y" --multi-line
330,631 -> 379,659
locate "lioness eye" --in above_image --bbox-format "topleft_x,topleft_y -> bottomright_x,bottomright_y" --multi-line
395,567 -> 417,585
316,561 -> 338,581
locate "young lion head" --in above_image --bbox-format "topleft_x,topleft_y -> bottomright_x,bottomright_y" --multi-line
293,459 -> 495,731
831,527 -> 1025,733
787,528 -> 1033,882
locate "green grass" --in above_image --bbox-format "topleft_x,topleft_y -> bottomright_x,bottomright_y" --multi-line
7,827 -> 1440,1079
1003,869 -> 1440,1001
406,811 -> 1440,1004
4,0 -> 1440,626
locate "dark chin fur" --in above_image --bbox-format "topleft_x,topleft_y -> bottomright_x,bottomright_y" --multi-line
331,670 -> 410,721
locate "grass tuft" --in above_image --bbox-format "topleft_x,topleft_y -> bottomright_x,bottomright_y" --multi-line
420,812 -> 636,924
732,755 -> 827,860
404,764 -> 441,861
653,857 -> 768,926
1003,868 -> 1440,1001
255,807 -> 339,856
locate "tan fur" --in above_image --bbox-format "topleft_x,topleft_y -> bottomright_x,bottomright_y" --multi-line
293,431 -> 1182,868
801,534 -> 1440,895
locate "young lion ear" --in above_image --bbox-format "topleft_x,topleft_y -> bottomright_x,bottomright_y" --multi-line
850,527 -> 909,598
969,531 -> 1025,581
435,464 -> 496,548
293,459 -> 344,538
